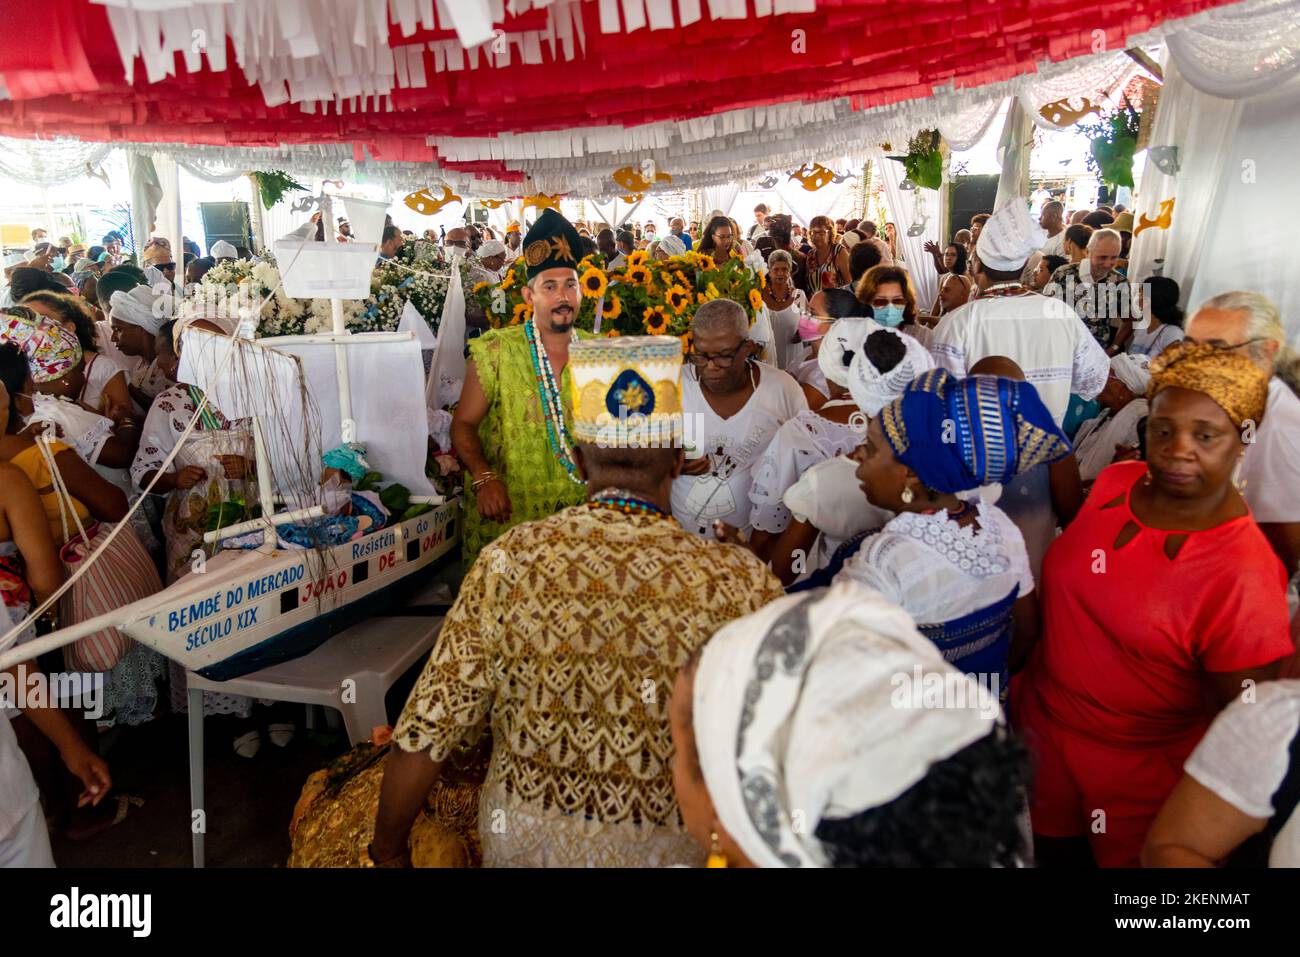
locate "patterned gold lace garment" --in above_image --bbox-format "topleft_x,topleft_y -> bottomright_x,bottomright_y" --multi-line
394,505 -> 784,853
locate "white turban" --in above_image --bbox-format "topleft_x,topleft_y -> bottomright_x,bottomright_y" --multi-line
142,265 -> 167,287
476,240 -> 506,259
210,240 -> 238,259
109,284 -> 172,335
817,318 -> 873,389
1109,352 -> 1151,394
693,580 -> 1000,868
657,233 -> 686,257
846,324 -> 935,417
783,456 -> 893,541
975,201 -> 1047,271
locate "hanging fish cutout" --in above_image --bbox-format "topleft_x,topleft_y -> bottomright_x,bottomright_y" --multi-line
479,198 -> 511,209
1038,97 -> 1101,128
404,186 -> 462,216
831,169 -> 855,184
522,193 -> 563,212
789,163 -> 836,191
612,165 -> 673,193
619,193 -> 645,204
1133,198 -> 1175,237
757,175 -> 779,189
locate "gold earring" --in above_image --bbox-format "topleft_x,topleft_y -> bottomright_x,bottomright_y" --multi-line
900,486 -> 915,505
1143,470 -> 1153,486
1233,458 -> 1248,493
706,831 -> 729,868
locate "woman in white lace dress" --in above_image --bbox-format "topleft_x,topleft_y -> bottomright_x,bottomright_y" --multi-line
747,316 -> 932,585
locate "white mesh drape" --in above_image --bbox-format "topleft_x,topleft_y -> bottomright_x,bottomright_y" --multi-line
1167,0 -> 1300,99
874,149 -> 940,309
0,136 -> 113,186
937,99 -> 1004,152
994,98 -> 1033,213
701,183 -> 741,219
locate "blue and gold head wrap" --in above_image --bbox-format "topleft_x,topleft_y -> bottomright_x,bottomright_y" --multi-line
879,369 -> 1070,493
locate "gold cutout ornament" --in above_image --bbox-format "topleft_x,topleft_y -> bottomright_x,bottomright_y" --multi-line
404,186 -> 462,215
1133,198 -> 1175,237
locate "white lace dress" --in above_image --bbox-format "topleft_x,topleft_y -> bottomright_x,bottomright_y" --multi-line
749,410 -> 863,538
837,501 -> 1033,626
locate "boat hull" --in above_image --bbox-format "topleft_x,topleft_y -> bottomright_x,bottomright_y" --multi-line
119,500 -> 459,681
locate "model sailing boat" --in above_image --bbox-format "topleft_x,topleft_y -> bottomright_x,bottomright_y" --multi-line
0,223 -> 462,681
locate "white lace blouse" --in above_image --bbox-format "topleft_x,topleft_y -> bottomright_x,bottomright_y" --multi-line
837,500 -> 1033,625
748,411 -> 863,535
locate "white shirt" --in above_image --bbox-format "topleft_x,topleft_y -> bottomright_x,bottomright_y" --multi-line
0,606 -> 39,841
81,352 -> 130,410
1240,378 -> 1300,524
1040,230 -> 1066,258
767,291 -> 809,372
1185,679 -> 1300,867
1127,323 -> 1184,358
792,356 -> 829,399
929,292 -> 1109,426
837,501 -> 1033,625
672,365 -> 807,536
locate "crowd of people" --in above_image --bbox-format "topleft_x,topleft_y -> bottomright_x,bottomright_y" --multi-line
2,193 -> 1298,870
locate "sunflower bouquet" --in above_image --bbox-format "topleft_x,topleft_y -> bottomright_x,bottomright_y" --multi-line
472,247 -> 765,347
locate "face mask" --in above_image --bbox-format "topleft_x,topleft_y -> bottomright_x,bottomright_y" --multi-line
50,256 -> 65,271
797,316 -> 825,341
874,304 -> 905,327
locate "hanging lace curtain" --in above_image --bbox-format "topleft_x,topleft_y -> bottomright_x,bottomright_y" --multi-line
874,148 -> 940,310
1167,0 -> 1300,99
773,177 -> 850,228
993,97 -> 1033,213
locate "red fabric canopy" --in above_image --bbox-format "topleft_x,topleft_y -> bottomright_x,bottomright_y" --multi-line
0,0 -> 1235,182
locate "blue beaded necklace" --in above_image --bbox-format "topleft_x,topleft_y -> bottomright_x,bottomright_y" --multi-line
587,487 -> 669,518
524,318 -> 583,484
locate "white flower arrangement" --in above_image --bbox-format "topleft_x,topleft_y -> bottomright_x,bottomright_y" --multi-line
184,247 -> 471,339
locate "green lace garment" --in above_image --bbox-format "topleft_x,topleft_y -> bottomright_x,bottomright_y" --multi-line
462,325 -> 592,567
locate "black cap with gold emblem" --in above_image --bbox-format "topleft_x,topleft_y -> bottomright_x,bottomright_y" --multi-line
521,208 -> 582,280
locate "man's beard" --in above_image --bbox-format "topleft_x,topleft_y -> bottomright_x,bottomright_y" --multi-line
541,304 -> 576,332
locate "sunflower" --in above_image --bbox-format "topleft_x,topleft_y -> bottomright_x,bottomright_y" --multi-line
697,293 -> 708,305
758,269 -> 767,289
674,270 -> 690,287
697,254 -> 717,270
626,264 -> 652,286
601,292 -> 623,321
679,331 -> 694,354
604,329 -> 621,338
580,267 -> 608,299
472,281 -> 491,294
627,250 -> 649,267
704,282 -> 721,301
500,271 -> 515,290
748,288 -> 764,312
510,302 -> 532,326
643,305 -> 671,336
665,285 -> 692,316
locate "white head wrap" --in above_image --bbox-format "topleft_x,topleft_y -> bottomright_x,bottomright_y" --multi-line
846,324 -> 935,416
975,201 -> 1047,271
817,318 -> 873,389
1109,352 -> 1151,394
657,233 -> 687,258
210,240 -> 238,259
109,284 -> 172,335
693,580 -> 1000,868
142,265 -> 167,287
476,239 -> 506,259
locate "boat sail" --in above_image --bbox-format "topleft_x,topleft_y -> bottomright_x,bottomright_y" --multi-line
0,221 -> 462,681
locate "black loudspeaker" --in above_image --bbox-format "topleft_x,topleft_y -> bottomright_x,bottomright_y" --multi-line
949,175 -> 999,239
199,202 -> 253,254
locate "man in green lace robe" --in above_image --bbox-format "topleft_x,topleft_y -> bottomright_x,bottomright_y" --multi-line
452,210 -> 593,567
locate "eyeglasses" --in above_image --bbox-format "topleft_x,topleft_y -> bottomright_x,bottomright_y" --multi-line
687,346 -> 745,368
870,296 -> 908,308
446,240 -> 469,248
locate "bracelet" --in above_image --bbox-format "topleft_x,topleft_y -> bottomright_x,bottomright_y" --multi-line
362,842 -> 411,868
117,417 -> 140,430
471,471 -> 499,491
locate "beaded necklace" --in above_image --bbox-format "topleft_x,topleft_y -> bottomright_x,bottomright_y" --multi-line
524,318 -> 584,484
587,487 -> 669,518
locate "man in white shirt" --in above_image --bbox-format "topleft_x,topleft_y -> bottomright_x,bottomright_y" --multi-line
930,200 -> 1109,426
1184,291 -> 1300,578
1039,201 -> 1066,258
673,299 -> 807,537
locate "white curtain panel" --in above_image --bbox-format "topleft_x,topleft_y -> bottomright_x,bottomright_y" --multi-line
701,183 -> 741,220
773,176 -> 849,228
993,97 -> 1033,212
1128,53 -> 1243,293
1184,74 -> 1300,339
1167,0 -> 1300,99
874,148 -> 940,309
